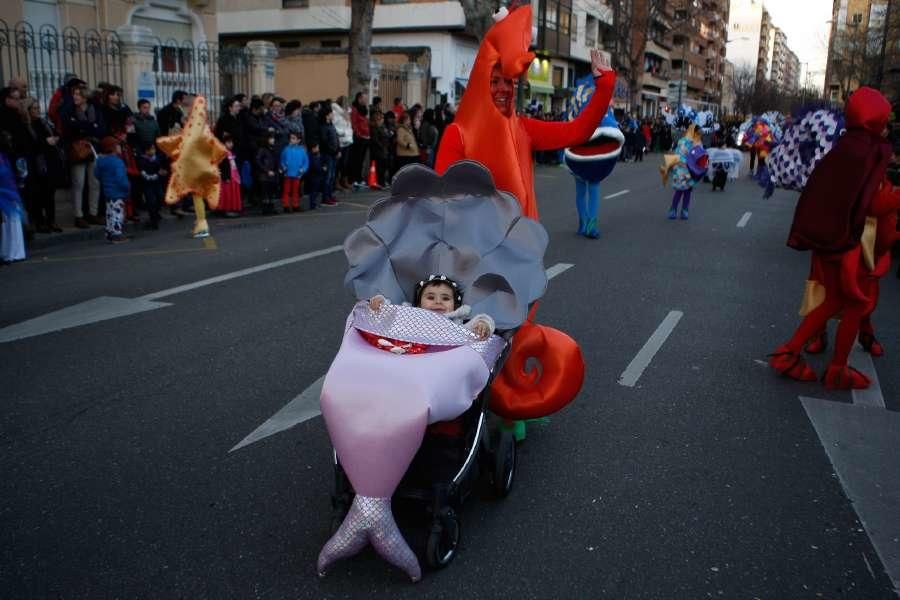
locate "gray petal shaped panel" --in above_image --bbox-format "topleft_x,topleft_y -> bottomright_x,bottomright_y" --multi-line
343,161 -> 548,331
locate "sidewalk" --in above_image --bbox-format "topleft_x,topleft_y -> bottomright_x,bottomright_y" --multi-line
26,186 -> 385,251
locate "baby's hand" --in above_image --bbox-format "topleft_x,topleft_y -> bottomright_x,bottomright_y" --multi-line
368,295 -> 385,311
472,319 -> 491,340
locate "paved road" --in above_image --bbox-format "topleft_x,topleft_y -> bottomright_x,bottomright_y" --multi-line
1,159 -> 898,598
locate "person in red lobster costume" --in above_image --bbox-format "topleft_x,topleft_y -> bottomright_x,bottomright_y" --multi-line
434,2 -> 614,424
768,87 -> 894,389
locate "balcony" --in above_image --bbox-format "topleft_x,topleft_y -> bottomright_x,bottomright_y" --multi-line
645,40 -> 671,60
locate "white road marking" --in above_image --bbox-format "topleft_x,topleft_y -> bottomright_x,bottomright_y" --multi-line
737,212 -> 752,228
230,262 -> 577,451
141,245 -> 344,301
618,310 -> 683,387
605,189 -> 630,199
849,343 -> 885,408
800,396 -> 900,590
0,245 -> 345,344
0,297 -> 172,344
230,376 -> 326,453
545,262 -> 574,279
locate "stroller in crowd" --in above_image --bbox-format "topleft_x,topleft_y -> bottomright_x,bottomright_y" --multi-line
317,161 -> 550,581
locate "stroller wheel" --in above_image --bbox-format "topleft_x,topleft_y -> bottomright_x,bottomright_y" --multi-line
492,430 -> 516,498
425,507 -> 460,569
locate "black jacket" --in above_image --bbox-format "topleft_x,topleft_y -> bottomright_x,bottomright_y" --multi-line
255,146 -> 277,182
319,122 -> 339,157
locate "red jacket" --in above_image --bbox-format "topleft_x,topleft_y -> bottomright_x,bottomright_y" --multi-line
350,107 -> 370,139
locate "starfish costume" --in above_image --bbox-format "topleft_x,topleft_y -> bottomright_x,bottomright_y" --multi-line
768,87 -> 893,389
434,3 -> 610,421
156,96 -> 228,238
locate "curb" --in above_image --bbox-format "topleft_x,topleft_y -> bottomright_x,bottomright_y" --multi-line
25,189 -> 386,252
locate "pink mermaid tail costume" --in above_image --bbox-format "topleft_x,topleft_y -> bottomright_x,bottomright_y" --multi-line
316,162 -> 548,580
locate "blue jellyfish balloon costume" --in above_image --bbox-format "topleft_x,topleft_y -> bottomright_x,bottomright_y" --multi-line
564,74 -> 624,239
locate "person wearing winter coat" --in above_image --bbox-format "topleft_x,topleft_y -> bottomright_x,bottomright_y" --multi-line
331,97 -> 354,190
280,131 -> 309,212
393,112 -> 420,173
417,108 -> 439,168
60,86 -> 105,228
318,105 -> 340,206
24,97 -> 65,233
306,142 -> 326,210
284,100 -> 305,142
264,96 -> 290,158
93,136 -> 129,243
369,111 -> 390,188
137,144 -> 165,229
132,99 -> 160,152
302,101 -> 322,148
255,134 -> 279,214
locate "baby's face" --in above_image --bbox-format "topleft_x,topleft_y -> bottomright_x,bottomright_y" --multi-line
418,283 -> 455,314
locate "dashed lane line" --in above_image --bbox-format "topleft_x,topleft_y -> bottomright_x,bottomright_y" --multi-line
618,310 -> 683,388
737,212 -> 752,228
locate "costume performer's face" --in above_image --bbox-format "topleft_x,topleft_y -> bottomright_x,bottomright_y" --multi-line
418,283 -> 456,313
490,64 -> 516,117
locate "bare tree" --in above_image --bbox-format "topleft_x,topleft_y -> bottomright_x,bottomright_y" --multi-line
731,63 -> 756,116
460,0 -> 503,42
347,0 -> 375,100
607,0 -> 666,111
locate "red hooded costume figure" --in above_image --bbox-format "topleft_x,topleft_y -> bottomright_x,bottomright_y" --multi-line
433,3 -> 614,420
769,87 -> 893,389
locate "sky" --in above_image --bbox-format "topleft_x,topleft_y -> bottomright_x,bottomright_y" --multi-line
761,0 -> 834,89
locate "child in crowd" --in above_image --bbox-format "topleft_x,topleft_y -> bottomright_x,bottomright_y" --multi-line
280,131 -> 308,212
217,133 -> 242,218
138,144 -> 164,230
0,132 -> 27,263
93,136 -> 130,243
256,134 -> 279,214
368,274 -> 495,339
306,142 -> 324,210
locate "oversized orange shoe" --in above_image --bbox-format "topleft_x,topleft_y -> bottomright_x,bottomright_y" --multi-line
805,331 -> 827,354
858,332 -> 884,357
768,345 -> 817,381
823,364 -> 871,389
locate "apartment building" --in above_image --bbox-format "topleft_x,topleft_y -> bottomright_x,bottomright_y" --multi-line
668,0 -> 729,114
824,0 -> 897,103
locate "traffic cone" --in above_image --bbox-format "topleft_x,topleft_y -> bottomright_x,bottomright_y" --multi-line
367,160 -> 380,189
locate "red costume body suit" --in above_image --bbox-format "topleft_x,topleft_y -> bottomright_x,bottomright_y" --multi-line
769,88 -> 893,389
434,4 -> 614,418
434,6 -> 614,220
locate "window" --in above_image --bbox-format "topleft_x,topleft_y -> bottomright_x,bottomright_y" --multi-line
559,6 -> 571,36
283,0 -> 309,7
546,2 -> 558,29
321,40 -> 341,48
585,15 -> 597,46
851,12 -> 863,25
552,66 -> 564,87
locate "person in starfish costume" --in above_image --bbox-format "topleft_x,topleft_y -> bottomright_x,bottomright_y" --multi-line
156,96 -> 228,238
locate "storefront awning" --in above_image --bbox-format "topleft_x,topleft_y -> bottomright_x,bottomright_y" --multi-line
528,80 -> 555,95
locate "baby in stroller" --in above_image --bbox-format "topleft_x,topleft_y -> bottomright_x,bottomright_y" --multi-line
368,274 -> 496,341
316,161 -> 549,582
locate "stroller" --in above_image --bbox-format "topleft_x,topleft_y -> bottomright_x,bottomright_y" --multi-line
317,161 -> 550,581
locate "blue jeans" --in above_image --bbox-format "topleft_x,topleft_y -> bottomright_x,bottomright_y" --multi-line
323,155 -> 337,200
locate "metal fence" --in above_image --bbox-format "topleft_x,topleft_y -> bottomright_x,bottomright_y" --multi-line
149,39 -> 251,119
0,20 -> 251,120
0,20 -> 123,113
